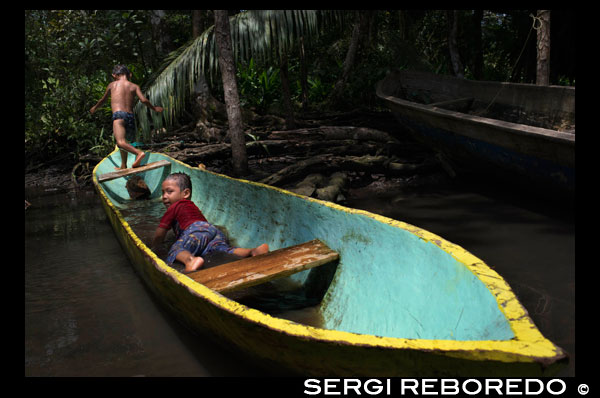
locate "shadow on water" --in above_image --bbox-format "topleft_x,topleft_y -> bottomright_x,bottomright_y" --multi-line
24,188 -> 295,376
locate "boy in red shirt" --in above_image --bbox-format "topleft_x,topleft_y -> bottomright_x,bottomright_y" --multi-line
152,172 -> 269,273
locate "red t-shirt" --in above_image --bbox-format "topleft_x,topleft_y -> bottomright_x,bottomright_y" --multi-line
158,199 -> 207,231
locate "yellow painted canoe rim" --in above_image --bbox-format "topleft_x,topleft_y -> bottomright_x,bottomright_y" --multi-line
93,148 -> 563,363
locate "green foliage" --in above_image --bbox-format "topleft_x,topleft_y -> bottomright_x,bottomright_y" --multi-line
237,58 -> 281,111
305,77 -> 330,103
135,10 -> 336,138
24,71 -> 112,166
25,9 -> 574,169
25,10 -> 159,166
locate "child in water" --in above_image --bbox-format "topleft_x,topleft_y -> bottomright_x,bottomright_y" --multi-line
152,172 -> 269,273
90,64 -> 163,169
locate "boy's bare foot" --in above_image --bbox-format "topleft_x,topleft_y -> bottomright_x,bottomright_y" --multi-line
183,256 -> 204,274
132,151 -> 146,168
251,243 -> 269,257
114,166 -> 127,171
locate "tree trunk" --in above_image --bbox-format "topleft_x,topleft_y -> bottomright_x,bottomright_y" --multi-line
214,10 -> 248,176
471,10 -> 483,80
192,10 -> 209,38
279,52 -> 296,129
446,10 -> 464,78
536,10 -> 551,86
330,11 -> 368,104
192,10 -> 201,38
298,36 -> 309,109
150,10 -> 174,58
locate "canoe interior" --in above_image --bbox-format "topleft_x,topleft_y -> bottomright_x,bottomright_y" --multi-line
379,70 -> 575,132
95,150 -> 516,342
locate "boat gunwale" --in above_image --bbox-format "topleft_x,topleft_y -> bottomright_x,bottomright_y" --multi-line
375,83 -> 575,146
92,148 -> 566,365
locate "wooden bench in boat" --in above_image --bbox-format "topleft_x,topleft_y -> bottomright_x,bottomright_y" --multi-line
98,159 -> 171,183
186,239 -> 339,293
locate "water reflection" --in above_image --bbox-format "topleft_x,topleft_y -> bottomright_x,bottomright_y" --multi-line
24,189 -> 283,376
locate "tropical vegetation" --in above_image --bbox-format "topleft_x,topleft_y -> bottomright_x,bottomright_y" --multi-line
25,10 -> 575,170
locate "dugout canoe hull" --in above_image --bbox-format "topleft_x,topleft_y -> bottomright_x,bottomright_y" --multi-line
376,70 -> 575,194
93,149 -> 567,376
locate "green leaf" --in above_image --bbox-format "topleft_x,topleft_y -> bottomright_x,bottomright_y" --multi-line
135,10 -> 341,140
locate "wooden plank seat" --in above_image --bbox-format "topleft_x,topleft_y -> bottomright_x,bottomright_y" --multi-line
187,239 -> 339,293
98,159 -> 171,183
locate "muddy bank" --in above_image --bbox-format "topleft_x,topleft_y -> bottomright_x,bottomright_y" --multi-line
25,110 -> 450,205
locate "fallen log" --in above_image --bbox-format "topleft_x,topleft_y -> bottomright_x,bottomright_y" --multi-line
267,126 -> 399,143
162,122 -> 409,168
291,173 -> 328,196
166,140 -> 291,164
259,155 -> 332,186
259,154 -> 438,187
289,172 -> 348,203
315,172 -> 348,202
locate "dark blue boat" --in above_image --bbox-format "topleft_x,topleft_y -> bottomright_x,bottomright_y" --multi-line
376,70 -> 575,193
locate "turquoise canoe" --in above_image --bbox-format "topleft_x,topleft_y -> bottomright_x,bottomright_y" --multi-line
93,148 -> 567,376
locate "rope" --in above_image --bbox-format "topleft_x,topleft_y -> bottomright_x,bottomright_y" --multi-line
478,13 -> 538,116
530,12 -> 545,31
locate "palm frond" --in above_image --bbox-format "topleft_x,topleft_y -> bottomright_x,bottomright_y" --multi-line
135,10 -> 342,141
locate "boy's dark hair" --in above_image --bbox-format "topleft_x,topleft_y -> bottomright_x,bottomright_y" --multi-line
112,64 -> 131,77
165,172 -> 192,195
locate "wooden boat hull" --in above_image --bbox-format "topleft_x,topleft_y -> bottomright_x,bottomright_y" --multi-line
376,70 -> 575,193
93,149 -> 567,376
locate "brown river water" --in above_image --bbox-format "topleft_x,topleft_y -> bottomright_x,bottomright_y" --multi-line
25,175 -> 575,377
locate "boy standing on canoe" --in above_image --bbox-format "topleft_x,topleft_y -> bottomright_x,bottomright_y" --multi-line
152,172 -> 269,273
90,65 -> 164,170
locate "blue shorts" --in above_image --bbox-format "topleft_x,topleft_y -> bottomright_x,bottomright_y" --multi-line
112,111 -> 136,142
166,221 -> 236,265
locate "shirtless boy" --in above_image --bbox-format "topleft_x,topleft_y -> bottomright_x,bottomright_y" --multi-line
90,65 -> 163,169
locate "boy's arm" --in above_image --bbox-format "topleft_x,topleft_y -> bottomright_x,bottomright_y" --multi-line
151,226 -> 168,250
90,85 -> 110,114
135,85 -> 164,113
